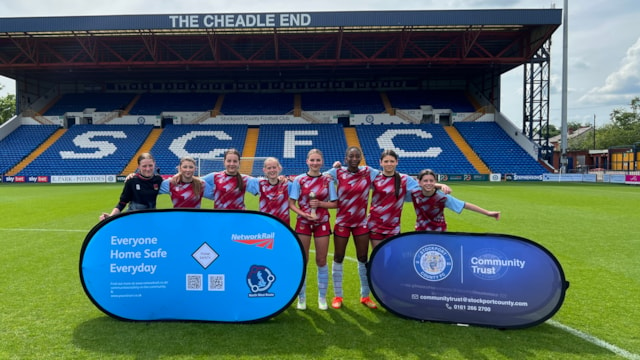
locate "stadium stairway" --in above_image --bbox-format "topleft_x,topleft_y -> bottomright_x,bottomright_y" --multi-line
122,94 -> 141,115
380,92 -> 393,114
37,95 -> 62,115
121,128 -> 163,175
444,126 -> 491,174
240,128 -> 259,174
212,94 -> 224,117
7,129 -> 66,176
538,159 -> 555,173
466,92 -> 482,111
343,127 -> 367,166
294,94 -> 302,117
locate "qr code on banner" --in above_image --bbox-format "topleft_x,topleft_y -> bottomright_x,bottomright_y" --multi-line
186,274 -> 203,291
208,274 -> 225,291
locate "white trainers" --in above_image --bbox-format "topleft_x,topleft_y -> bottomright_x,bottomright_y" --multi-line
318,297 -> 328,310
296,297 -> 306,310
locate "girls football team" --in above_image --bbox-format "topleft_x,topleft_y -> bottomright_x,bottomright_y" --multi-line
100,147 -> 500,311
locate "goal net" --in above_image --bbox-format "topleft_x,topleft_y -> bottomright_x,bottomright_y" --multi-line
195,157 -> 271,177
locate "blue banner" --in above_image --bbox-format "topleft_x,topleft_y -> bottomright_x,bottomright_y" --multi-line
368,232 -> 568,329
80,209 -> 304,323
0,10 -> 561,33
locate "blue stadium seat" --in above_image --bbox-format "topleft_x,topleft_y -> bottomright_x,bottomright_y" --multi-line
129,93 -> 218,115
301,92 -> 385,114
386,90 -> 475,112
150,124 -> 248,176
455,122 -> 547,175
356,124 -> 476,175
254,124 -> 347,176
18,125 -> 153,176
220,93 -> 294,115
0,125 -> 59,174
44,93 -> 135,115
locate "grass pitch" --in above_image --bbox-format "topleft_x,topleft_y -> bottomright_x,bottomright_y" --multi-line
0,182 -> 638,359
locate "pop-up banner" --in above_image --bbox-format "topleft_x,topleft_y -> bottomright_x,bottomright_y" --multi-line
368,231 -> 569,329
80,209 -> 304,323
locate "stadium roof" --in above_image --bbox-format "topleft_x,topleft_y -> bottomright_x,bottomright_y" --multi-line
0,9 -> 561,83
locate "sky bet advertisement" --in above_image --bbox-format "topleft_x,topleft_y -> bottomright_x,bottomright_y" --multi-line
368,232 -> 569,329
80,209 -> 304,323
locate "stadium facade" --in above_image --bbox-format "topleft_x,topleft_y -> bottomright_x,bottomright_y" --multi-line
0,9 -> 569,182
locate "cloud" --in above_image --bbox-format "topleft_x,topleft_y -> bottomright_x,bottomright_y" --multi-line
570,57 -> 590,71
578,36 -> 640,106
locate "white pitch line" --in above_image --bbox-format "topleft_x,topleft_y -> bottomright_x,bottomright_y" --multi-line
1,231 -> 637,358
547,320 -> 640,359
327,251 -> 640,359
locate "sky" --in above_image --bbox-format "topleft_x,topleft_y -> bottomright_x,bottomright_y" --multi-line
1,0 -> 639,128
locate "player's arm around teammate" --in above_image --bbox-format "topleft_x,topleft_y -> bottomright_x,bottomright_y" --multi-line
99,153 -> 162,221
160,156 -> 206,208
408,169 -> 500,231
199,148 -> 255,210
326,146 -> 379,309
255,157 -> 292,225
367,150 -> 417,249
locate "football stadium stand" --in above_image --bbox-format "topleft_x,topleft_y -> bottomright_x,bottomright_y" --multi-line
356,124 -> 478,175
149,124 -> 248,175
17,125 -> 154,176
220,93 -> 295,116
0,125 -> 59,174
43,93 -> 135,116
0,89 -> 549,178
254,124 -> 347,176
300,92 -> 385,114
129,93 -> 218,115
455,122 -> 547,175
0,9 -> 562,179
386,90 -> 476,113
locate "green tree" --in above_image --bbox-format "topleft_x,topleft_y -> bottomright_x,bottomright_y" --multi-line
537,123 -> 561,139
567,121 -> 587,132
565,97 -> 640,150
610,97 -> 640,129
596,97 -> 640,149
565,121 -> 594,151
567,128 -> 596,150
0,85 -> 16,124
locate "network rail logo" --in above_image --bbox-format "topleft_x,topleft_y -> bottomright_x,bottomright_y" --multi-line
231,232 -> 275,249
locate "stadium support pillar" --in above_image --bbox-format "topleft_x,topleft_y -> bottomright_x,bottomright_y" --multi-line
523,39 -> 552,164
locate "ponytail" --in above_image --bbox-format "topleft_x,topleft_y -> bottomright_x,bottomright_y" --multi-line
192,177 -> 203,196
235,173 -> 244,192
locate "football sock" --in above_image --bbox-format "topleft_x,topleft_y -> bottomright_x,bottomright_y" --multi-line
318,264 -> 329,299
298,278 -> 306,300
332,261 -> 344,298
358,261 -> 370,298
